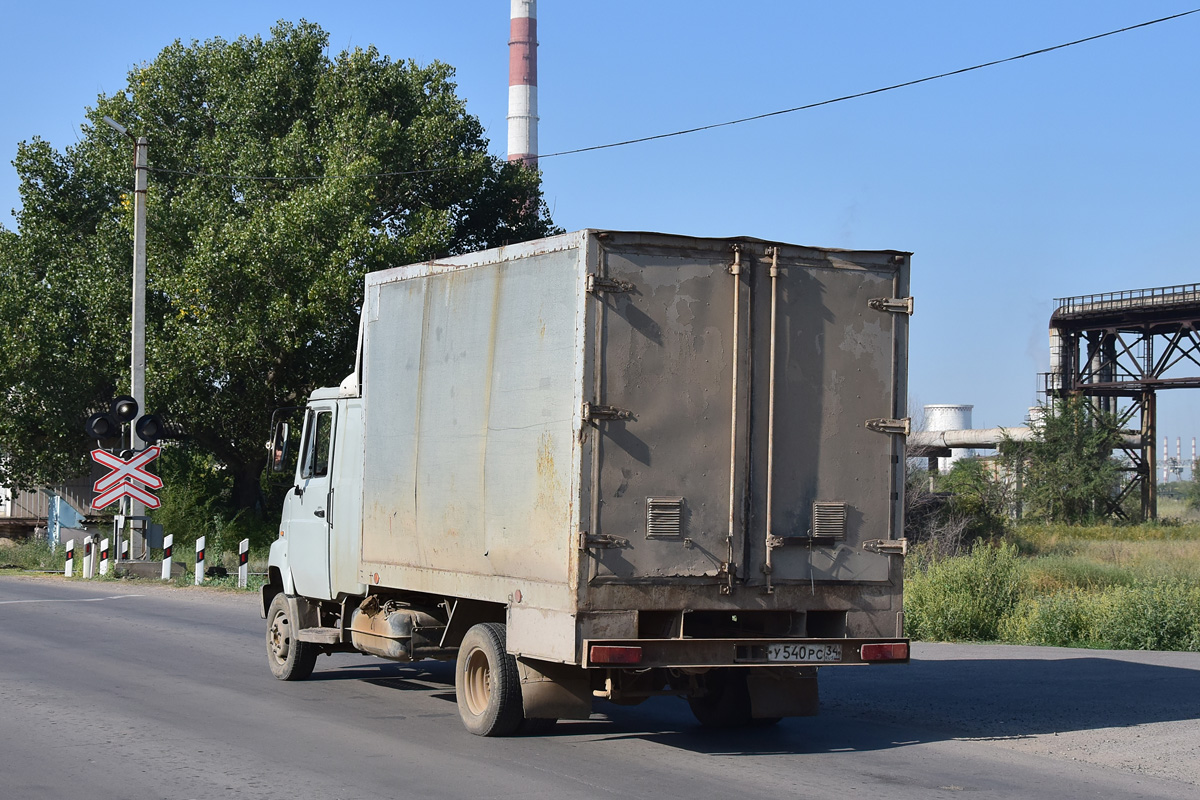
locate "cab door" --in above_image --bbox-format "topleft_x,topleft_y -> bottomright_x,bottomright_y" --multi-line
289,403 -> 335,599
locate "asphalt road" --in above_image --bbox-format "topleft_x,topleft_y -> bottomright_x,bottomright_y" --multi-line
2,574 -> 1198,800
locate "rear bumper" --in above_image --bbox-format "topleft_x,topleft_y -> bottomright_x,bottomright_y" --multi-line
583,637 -> 910,668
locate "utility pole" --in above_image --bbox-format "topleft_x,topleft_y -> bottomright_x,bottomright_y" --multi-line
104,116 -> 150,556
132,135 -> 148,452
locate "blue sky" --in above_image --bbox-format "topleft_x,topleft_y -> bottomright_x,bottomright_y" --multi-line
3,2 -> 1198,472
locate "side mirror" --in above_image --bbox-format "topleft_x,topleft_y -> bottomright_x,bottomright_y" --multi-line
270,421 -> 291,473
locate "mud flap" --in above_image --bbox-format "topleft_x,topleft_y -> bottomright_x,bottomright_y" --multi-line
517,658 -> 593,720
286,594 -> 322,630
747,666 -> 819,718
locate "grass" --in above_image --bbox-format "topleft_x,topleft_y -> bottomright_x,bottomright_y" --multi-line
0,536 -> 66,572
906,521 -> 1200,652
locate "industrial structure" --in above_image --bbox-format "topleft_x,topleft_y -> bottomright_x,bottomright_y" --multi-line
1046,283 -> 1200,519
507,0 -> 538,166
910,283 -> 1199,522
922,404 -> 974,472
1161,436 -> 1196,481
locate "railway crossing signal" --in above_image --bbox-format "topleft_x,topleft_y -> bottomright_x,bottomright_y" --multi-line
85,395 -> 166,510
91,446 -> 163,509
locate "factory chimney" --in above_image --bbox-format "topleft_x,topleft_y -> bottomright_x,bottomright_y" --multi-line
507,0 -> 538,167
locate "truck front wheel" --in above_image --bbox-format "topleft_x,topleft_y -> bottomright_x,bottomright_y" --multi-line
266,593 -> 318,681
455,623 -> 523,736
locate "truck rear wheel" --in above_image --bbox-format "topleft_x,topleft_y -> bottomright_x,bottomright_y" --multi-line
455,622 -> 524,737
266,593 -> 318,681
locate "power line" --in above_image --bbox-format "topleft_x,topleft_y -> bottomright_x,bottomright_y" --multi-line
540,7 -> 1200,159
144,8 -> 1200,183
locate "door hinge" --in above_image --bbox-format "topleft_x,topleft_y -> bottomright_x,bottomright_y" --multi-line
716,561 -> 735,595
862,538 -> 909,556
583,401 -> 634,423
868,296 -> 914,315
586,274 -> 634,294
578,531 -> 630,550
866,417 -> 911,436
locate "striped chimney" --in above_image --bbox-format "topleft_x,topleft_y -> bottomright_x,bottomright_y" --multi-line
507,0 -> 538,167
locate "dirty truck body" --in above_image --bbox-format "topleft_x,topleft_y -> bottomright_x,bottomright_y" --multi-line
264,229 -> 911,735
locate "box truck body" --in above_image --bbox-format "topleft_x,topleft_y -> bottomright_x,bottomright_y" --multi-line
264,230 -> 912,735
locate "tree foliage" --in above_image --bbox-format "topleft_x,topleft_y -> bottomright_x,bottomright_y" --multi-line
905,458 -> 1011,557
0,21 -> 559,510
939,458 -> 1012,537
1178,464 -> 1200,512
1001,397 -> 1125,524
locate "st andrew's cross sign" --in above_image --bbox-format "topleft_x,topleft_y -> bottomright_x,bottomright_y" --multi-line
91,446 -> 163,510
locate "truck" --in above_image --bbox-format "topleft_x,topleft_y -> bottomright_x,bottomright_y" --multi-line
262,229 -> 912,736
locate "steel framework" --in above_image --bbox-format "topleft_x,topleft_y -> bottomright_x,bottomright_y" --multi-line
1046,283 -> 1200,519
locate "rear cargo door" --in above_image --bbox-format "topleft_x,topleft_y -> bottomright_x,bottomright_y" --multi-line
588,241 -> 748,582
587,238 -> 907,587
747,251 -> 906,585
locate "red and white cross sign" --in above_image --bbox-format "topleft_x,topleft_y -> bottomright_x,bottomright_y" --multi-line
91,446 -> 163,510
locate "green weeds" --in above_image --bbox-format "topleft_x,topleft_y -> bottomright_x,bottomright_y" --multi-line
0,537 -> 66,572
906,523 -> 1200,651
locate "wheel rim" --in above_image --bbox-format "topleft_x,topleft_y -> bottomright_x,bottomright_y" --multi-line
462,646 -> 491,716
269,609 -> 291,665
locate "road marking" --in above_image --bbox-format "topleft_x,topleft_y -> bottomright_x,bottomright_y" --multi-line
0,594 -> 146,605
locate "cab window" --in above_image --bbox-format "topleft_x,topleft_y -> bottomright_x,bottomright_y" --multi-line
300,410 -> 333,479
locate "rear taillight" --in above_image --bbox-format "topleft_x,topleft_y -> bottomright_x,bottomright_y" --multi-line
860,642 -> 909,662
589,645 -> 643,665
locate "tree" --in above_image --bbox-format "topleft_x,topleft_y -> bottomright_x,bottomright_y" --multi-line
905,457 -> 1011,557
1000,397 -> 1125,524
1180,461 -> 1200,512
0,20 -> 559,512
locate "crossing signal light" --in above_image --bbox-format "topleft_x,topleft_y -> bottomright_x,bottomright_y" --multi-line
85,412 -> 119,440
111,396 -> 139,423
136,414 -> 164,444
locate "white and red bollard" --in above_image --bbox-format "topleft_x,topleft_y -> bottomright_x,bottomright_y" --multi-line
64,539 -> 75,578
237,538 -> 249,588
82,535 -> 95,579
194,535 -> 206,585
161,534 -> 173,581
120,537 -> 129,561
98,538 -> 110,576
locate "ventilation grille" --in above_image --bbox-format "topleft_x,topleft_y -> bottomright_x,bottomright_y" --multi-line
646,497 -> 684,539
812,502 -> 847,540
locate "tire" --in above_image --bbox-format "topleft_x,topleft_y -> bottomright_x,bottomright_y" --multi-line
455,622 -> 524,737
266,593 -> 318,681
687,669 -> 762,728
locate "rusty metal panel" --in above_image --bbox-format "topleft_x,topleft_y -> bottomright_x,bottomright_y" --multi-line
750,249 -> 904,585
481,253 -> 580,585
590,239 -> 739,580
359,277 -> 425,567
359,239 -> 584,601
584,233 -> 907,589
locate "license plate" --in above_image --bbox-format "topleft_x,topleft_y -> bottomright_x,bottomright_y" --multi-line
766,643 -> 842,663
